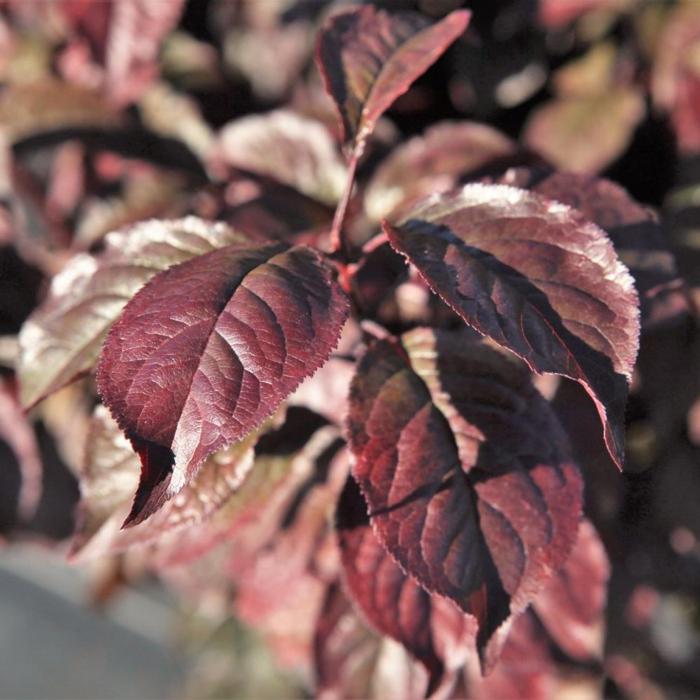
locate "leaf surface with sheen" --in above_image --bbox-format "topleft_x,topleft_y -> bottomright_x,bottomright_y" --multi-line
385,184 -> 640,468
346,328 -> 583,656
97,242 -> 348,525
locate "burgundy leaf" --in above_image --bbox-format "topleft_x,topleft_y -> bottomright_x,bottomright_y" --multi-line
70,405 -> 260,559
336,477 -> 474,693
97,241 -> 348,525
346,328 -> 583,657
504,169 -> 688,327
365,121 -> 516,222
316,5 -> 470,148
384,184 -> 640,469
19,217 -> 250,409
532,519 -> 610,661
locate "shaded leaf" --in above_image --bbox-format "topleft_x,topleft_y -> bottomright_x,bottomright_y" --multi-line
217,110 -> 347,205
385,184 -> 640,469
18,217 -> 249,409
532,519 -> 610,661
316,5 -> 470,148
97,241 -> 348,525
337,476 -> 474,693
509,169 -> 688,328
523,90 -> 645,174
364,121 -> 516,222
71,404 -> 259,559
347,328 -> 583,657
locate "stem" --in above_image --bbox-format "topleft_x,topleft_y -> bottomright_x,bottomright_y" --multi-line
329,146 -> 361,258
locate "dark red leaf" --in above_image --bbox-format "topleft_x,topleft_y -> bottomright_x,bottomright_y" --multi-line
384,184 -> 640,469
336,477 -> 474,693
346,328 -> 583,658
97,241 -> 348,525
503,169 -> 688,328
19,217 -> 250,409
316,5 -> 470,148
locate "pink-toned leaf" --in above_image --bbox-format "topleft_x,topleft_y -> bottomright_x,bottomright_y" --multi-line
97,241 -> 349,525
70,404 -> 260,559
0,376 -> 42,520
217,110 -> 347,205
522,89 -> 645,173
18,217 -> 249,409
538,0 -> 632,29
316,5 -> 470,148
347,328 -> 583,658
507,169 -> 688,327
336,477 -> 474,693
532,519 -> 610,661
364,121 -> 516,222
384,184 -> 640,469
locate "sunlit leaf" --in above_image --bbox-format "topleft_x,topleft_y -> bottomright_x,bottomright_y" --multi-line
385,184 -> 640,468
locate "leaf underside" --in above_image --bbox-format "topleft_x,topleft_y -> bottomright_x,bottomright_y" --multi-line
97,241 -> 348,525
346,328 -> 583,658
384,183 -> 640,469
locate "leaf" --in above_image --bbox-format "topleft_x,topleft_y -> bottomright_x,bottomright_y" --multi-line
504,169 -> 688,327
18,217 -> 250,409
364,121 -> 516,222
523,89 -> 645,173
336,476 -> 475,693
532,519 -> 610,661
70,404 -> 259,559
97,241 -> 349,525
316,5 -> 470,148
384,184 -> 640,469
217,110 -> 347,205
346,328 -> 583,658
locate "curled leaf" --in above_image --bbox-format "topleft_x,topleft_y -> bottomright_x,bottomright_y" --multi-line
385,184 -> 640,469
346,328 -> 583,657
18,217 -> 249,409
97,241 -> 348,525
316,5 -> 470,149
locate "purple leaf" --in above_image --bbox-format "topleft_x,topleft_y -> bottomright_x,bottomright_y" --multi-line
19,217 -> 250,409
316,5 -> 470,149
346,328 -> 583,657
384,184 -> 640,469
97,241 -> 348,525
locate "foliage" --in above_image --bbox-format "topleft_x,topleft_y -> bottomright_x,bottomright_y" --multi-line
0,1 -> 699,698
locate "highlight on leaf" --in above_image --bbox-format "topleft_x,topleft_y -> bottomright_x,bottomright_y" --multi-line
384,183 -> 640,469
96,240 -> 349,526
346,327 -> 583,659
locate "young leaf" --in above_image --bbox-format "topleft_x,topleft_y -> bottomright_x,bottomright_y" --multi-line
70,405 -> 259,559
18,217 -> 249,409
316,5 -> 470,150
346,328 -> 583,654
384,184 -> 640,469
336,477 -> 474,693
97,241 -> 348,525
217,110 -> 348,205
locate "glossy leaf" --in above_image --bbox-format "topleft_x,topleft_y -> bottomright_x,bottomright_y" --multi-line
504,169 -> 688,327
71,404 -> 258,559
364,121 -> 516,222
385,184 -> 640,469
18,217 -> 249,409
316,5 -> 470,148
97,241 -> 348,525
336,477 -> 474,693
523,89 -> 645,173
347,328 -> 583,655
217,110 -> 347,205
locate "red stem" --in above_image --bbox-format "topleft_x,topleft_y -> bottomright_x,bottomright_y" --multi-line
329,149 -> 360,258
